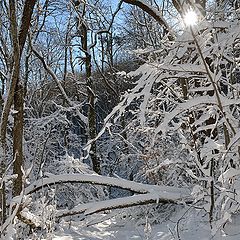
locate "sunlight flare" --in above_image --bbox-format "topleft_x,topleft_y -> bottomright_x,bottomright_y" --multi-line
183,9 -> 198,26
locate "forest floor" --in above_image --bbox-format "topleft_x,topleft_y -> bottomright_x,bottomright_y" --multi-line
44,207 -> 240,240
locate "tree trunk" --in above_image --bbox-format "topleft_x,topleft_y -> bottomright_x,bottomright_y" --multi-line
0,0 -> 36,224
13,83 -> 24,196
12,0 -> 36,196
81,23 -> 100,174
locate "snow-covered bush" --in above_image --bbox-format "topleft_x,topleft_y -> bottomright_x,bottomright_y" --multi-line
100,5 -> 240,230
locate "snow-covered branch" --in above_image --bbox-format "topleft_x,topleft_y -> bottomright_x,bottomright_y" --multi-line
57,192 -> 191,219
24,174 -> 192,219
25,173 -> 190,196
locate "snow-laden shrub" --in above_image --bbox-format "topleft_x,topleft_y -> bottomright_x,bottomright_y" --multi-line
100,7 -> 240,230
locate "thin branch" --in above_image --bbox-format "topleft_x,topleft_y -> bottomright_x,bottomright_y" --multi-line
30,41 -> 88,125
122,0 -> 175,40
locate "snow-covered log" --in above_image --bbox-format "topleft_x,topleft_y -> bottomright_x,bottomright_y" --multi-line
57,192 -> 191,219
25,173 -> 190,196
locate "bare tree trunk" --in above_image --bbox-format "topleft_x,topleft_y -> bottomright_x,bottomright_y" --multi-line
0,0 -> 20,225
0,0 -> 36,224
12,0 -> 36,196
13,83 -> 24,196
81,23 -> 100,174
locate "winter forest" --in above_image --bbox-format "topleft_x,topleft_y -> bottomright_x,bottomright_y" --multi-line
0,0 -> 240,239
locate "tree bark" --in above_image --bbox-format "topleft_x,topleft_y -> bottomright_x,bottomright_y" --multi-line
13,84 -> 24,196
0,0 -> 20,224
81,22 -> 100,174
18,0 -> 36,54
12,0 -> 36,197
0,2 -> 36,224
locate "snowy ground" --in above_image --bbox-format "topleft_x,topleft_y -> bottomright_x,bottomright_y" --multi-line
43,208 -> 240,240
47,218 -> 175,240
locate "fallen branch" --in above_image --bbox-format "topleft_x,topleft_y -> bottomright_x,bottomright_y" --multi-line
25,173 -> 190,196
25,173 -> 192,219
57,192 -> 190,219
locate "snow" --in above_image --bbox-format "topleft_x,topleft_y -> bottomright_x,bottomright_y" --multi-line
3,2 -> 240,240
115,71 -> 127,76
10,109 -> 19,114
43,213 -> 177,240
25,173 -> 191,221
158,63 -> 207,73
139,72 -> 157,125
154,95 -> 218,136
57,192 -> 184,218
218,168 -> 240,183
42,207 -> 240,240
223,130 -> 240,159
25,173 -> 190,197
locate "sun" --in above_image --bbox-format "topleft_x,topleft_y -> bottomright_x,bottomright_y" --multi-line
183,9 -> 198,26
